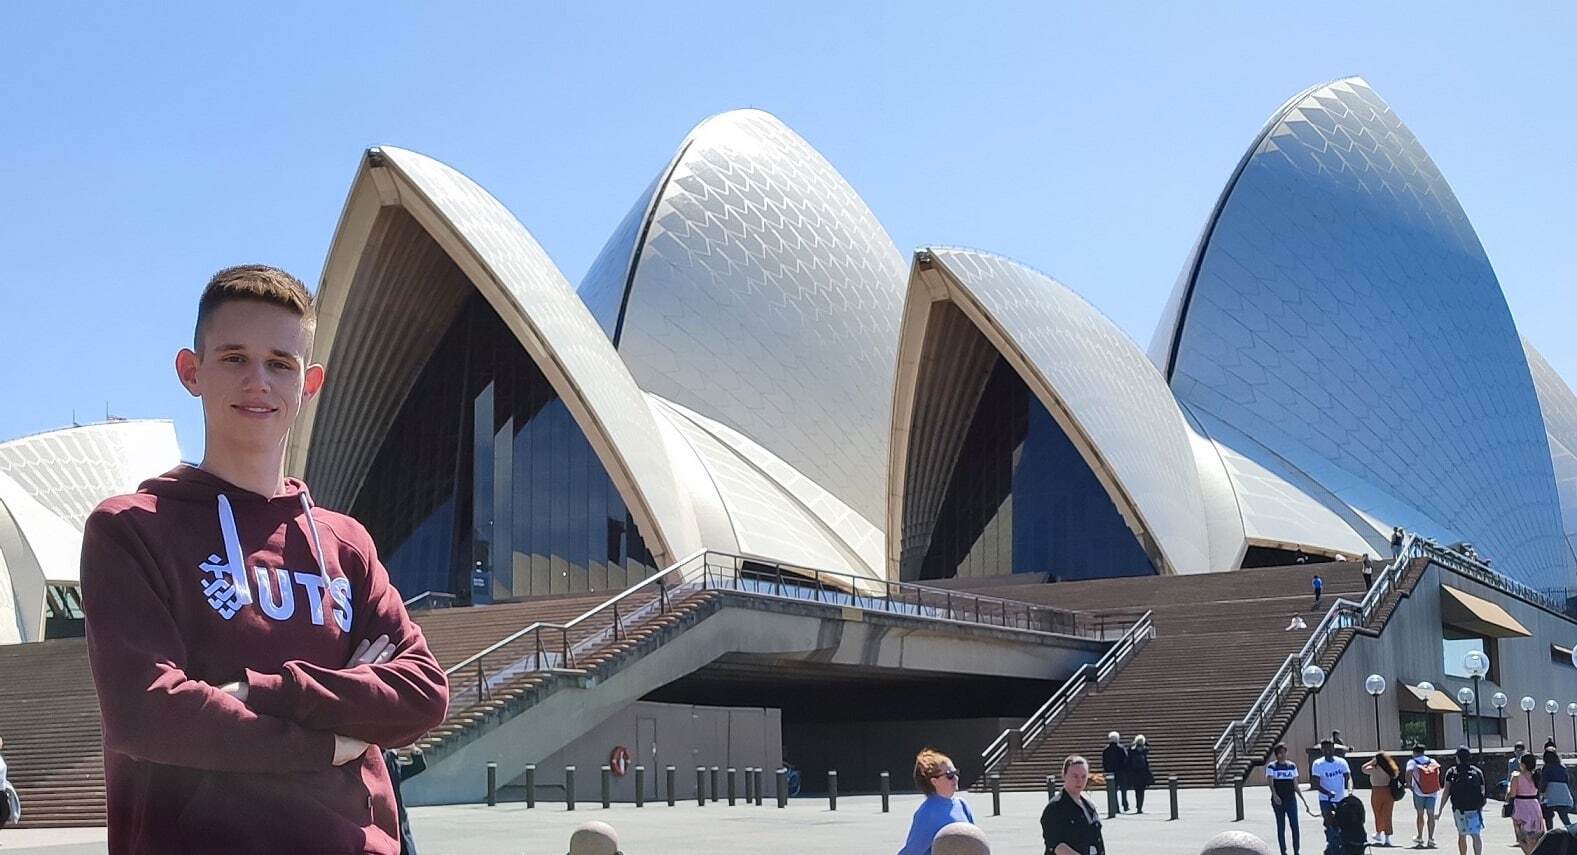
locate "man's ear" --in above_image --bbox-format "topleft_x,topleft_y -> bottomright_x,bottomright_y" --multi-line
175,349 -> 202,397
303,362 -> 326,401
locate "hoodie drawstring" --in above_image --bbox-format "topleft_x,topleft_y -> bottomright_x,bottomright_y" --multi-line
299,492 -> 335,588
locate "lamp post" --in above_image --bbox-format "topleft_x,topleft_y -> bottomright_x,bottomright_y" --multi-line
1302,664 -> 1327,748
1547,701 -> 1560,749
1568,703 -> 1577,749
1521,696 -> 1537,747
1493,693 -> 1509,748
1458,686 -> 1478,761
1463,651 -> 1490,763
1366,674 -> 1388,749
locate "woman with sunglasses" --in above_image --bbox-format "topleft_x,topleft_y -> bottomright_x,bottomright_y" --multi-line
1042,755 -> 1105,855
899,748 -> 977,855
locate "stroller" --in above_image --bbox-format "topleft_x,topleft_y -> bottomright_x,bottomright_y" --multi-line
1326,793 -> 1370,855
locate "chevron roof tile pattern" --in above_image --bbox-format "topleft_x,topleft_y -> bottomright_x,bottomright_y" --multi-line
1156,76 -> 1570,584
1525,339 -> 1577,567
0,420 -> 180,529
585,110 -> 907,528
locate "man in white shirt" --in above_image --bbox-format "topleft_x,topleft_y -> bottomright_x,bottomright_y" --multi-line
1312,738 -> 1353,852
1406,744 -> 1442,848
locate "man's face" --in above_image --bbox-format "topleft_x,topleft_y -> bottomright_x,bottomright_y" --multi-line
177,300 -> 323,456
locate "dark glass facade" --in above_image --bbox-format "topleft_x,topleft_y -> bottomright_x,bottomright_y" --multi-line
354,292 -> 655,603
916,357 -> 1157,581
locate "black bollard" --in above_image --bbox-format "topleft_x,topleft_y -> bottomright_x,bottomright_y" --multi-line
666,766 -> 676,807
1046,774 -> 1057,800
601,765 -> 612,809
744,766 -> 755,804
828,770 -> 838,811
880,770 -> 891,813
635,766 -> 645,808
1168,775 -> 1179,821
776,768 -> 788,808
1106,775 -> 1118,819
697,767 -> 707,806
1233,778 -> 1244,822
711,766 -> 720,804
754,767 -> 764,806
565,766 -> 576,811
990,773 -> 1001,817
486,761 -> 497,807
525,764 -> 537,809
727,767 -> 737,806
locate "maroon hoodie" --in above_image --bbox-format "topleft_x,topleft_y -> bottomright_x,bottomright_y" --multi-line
80,465 -> 449,854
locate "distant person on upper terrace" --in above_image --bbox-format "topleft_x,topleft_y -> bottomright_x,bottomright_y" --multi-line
79,266 -> 449,854
1311,574 -> 1324,608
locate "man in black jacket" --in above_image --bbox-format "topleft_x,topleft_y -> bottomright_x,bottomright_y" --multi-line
1102,732 -> 1129,812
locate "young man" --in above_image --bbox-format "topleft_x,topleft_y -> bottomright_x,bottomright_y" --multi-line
1313,739 -> 1353,852
1408,743 -> 1444,848
1266,743 -> 1305,855
80,266 -> 449,854
1437,747 -> 1487,855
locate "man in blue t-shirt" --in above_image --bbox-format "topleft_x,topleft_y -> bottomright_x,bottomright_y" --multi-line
1267,743 -> 1308,855
1312,739 -> 1352,852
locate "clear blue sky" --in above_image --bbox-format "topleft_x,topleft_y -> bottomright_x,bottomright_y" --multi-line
2,4 -> 1573,459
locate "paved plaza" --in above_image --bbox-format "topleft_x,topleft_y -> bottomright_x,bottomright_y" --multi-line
0,786 -> 1546,854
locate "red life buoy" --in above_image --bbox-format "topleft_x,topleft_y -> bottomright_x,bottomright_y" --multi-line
610,745 -> 632,777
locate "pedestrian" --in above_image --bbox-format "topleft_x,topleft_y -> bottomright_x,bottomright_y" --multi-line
1514,753 -> 1550,854
1267,743 -> 1309,855
78,267 -> 451,853
1361,556 -> 1374,591
1102,731 -> 1129,812
385,746 -> 427,854
1533,825 -> 1577,855
1361,749 -> 1401,847
1392,527 -> 1404,555
1511,743 -> 1530,799
1128,735 -> 1154,814
1408,743 -> 1443,848
1330,790 -> 1369,855
1312,739 -> 1353,853
1436,746 -> 1487,855
899,748 -> 976,855
1331,731 -> 1349,757
0,735 -> 18,834
1042,755 -> 1105,855
1311,574 -> 1324,608
1542,749 -> 1573,828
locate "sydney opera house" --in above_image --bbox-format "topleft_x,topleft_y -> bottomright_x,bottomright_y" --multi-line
5,76 -> 1577,816
281,75 -> 1574,604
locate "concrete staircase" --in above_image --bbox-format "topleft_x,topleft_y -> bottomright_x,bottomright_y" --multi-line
0,638 -> 105,828
966,561 -> 1400,790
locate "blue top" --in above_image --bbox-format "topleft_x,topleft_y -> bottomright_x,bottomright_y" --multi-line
899,793 -> 976,855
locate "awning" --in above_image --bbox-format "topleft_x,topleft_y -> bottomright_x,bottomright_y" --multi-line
1440,585 -> 1532,639
1401,683 -> 1464,714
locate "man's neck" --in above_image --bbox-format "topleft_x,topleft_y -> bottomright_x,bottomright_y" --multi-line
199,441 -> 288,498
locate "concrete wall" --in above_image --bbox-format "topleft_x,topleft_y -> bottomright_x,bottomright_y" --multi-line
786,716 -> 1018,794
1275,562 -> 1577,763
520,700 -> 783,804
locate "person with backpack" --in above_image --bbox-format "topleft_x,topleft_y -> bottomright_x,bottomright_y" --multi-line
1437,747 -> 1487,855
1363,750 -> 1403,847
1408,744 -> 1444,848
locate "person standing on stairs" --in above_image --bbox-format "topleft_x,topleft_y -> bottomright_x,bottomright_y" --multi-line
0,735 -> 19,834
1312,574 -> 1325,609
79,267 -> 450,855
1102,732 -> 1130,813
1362,556 -> 1374,591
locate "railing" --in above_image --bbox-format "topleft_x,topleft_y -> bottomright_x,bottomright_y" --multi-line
979,610 -> 1156,777
441,550 -> 1110,719
1205,531 -> 1567,783
402,590 -> 458,610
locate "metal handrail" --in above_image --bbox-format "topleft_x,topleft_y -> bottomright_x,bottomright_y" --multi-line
441,549 -> 1107,718
402,590 -> 459,610
1204,530 -> 1550,782
979,610 -> 1156,776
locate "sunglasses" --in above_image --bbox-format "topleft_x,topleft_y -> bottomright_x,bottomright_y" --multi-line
935,769 -> 959,781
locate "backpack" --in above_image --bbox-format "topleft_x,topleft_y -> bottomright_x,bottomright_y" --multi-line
1449,765 -> 1487,811
1389,773 -> 1407,799
1417,762 -> 1442,794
